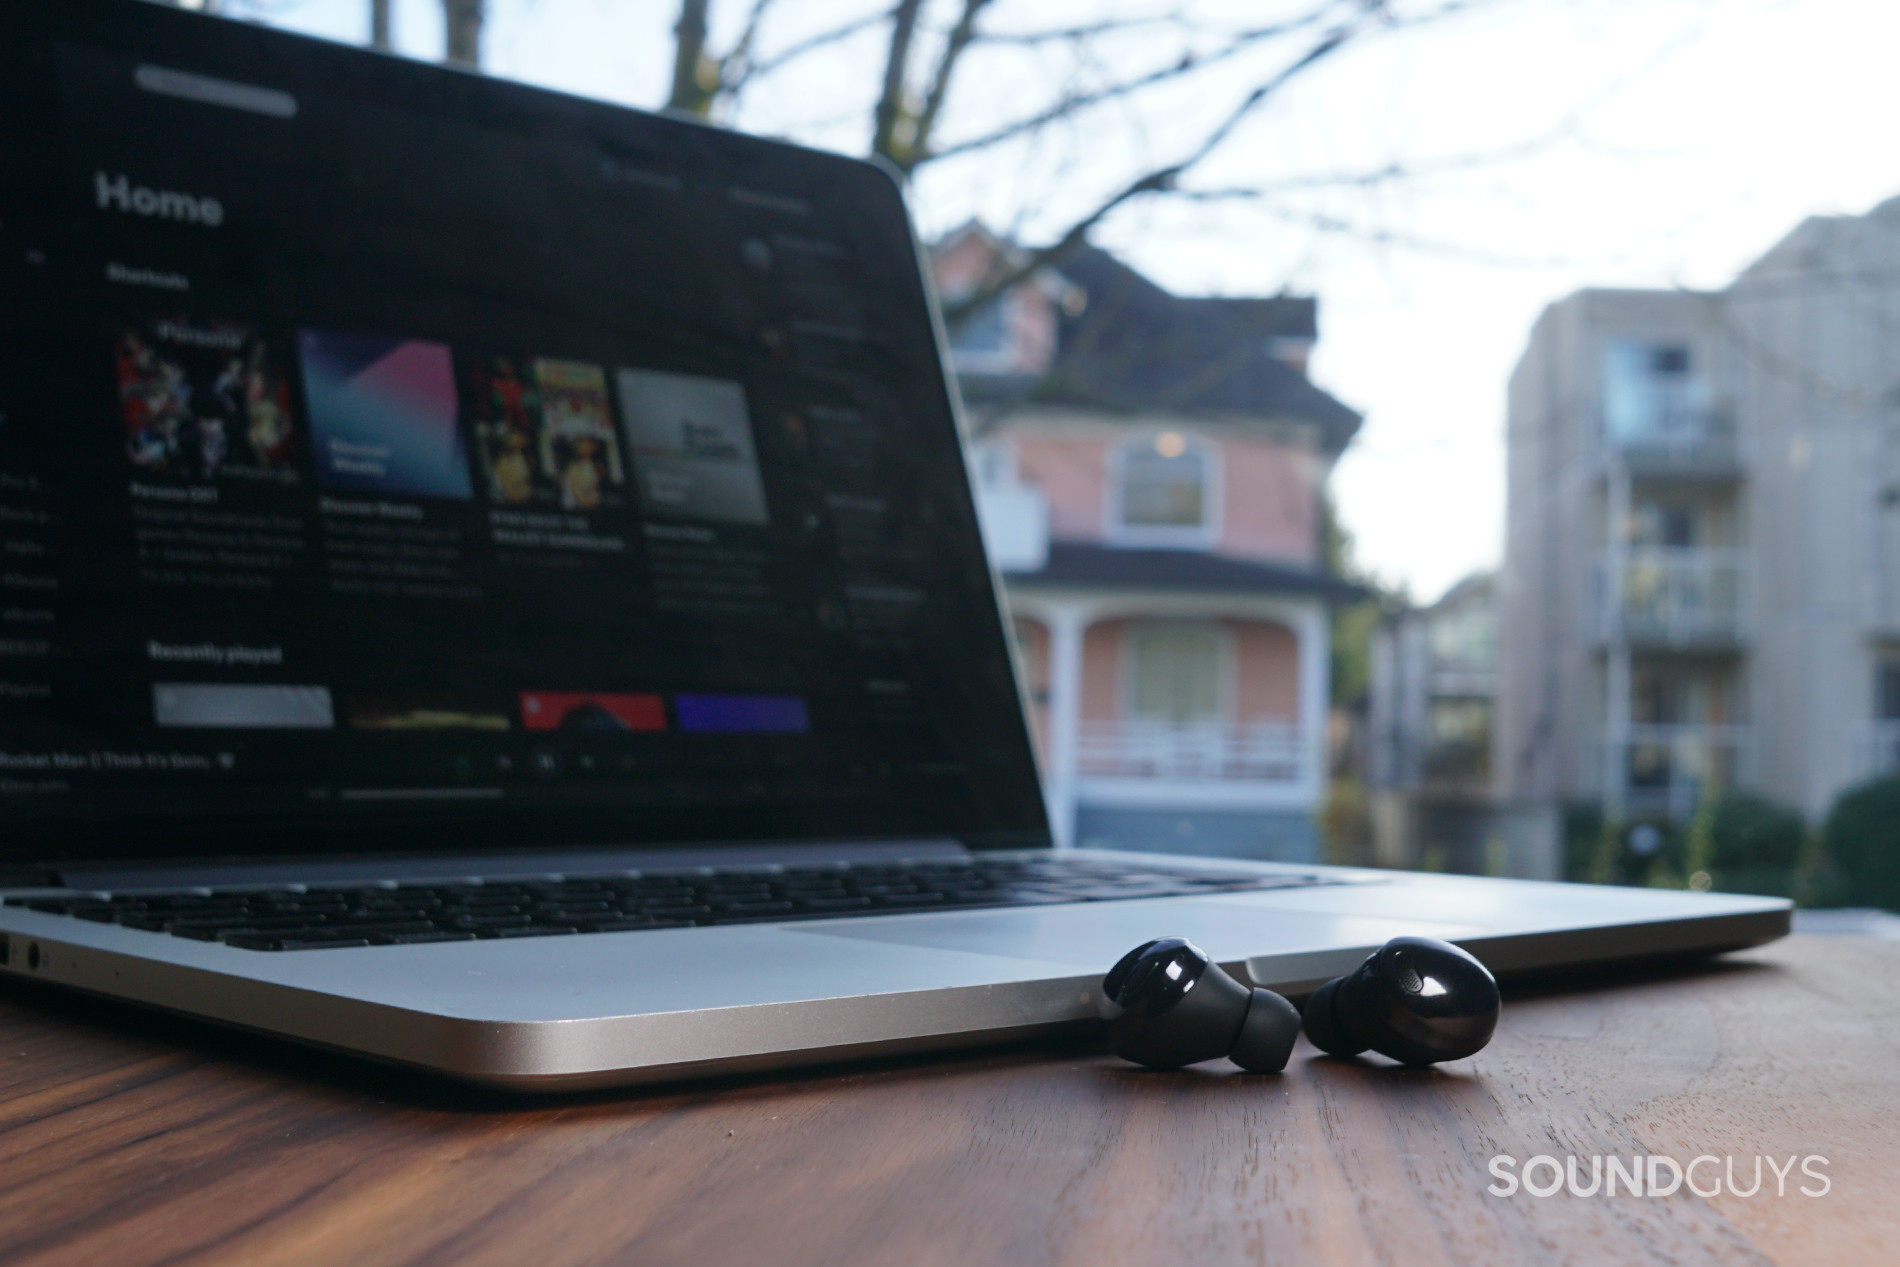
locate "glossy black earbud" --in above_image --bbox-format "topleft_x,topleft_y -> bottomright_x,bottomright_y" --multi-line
1302,936 -> 1500,1066
1100,937 -> 1302,1073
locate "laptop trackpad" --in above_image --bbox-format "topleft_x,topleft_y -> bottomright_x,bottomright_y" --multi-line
793,897 -> 1479,970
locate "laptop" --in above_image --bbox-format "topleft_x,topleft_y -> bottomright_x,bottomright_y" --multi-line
0,0 -> 1789,1090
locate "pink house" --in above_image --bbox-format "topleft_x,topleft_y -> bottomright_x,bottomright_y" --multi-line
936,226 -> 1363,859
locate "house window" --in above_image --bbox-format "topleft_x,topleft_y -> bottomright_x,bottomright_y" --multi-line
1604,339 -> 1706,442
1115,433 -> 1215,541
1427,606 -> 1497,672
947,295 -> 1012,372
1424,698 -> 1491,781
1126,624 -> 1226,722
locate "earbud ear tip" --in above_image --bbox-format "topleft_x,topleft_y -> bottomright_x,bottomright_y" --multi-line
1301,977 -> 1367,1058
1229,988 -> 1301,1073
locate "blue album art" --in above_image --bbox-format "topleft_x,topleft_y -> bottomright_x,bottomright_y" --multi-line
298,329 -> 472,499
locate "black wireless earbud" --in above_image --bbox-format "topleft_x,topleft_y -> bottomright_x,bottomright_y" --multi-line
1099,937 -> 1303,1073
1302,936 -> 1500,1066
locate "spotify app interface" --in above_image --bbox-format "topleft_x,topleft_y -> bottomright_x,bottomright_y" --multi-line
0,8 -> 1044,860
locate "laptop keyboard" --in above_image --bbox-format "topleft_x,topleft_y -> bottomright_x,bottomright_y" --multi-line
5,857 -> 1338,951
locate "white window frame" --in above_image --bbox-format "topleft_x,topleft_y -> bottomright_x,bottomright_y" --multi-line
1600,334 -> 1714,446
1106,431 -> 1222,549
945,290 -> 1020,376
1120,620 -> 1235,724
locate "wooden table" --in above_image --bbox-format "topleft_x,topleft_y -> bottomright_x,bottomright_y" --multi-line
0,934 -> 1892,1266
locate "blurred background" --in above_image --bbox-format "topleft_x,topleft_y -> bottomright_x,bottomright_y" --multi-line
157,0 -> 1900,924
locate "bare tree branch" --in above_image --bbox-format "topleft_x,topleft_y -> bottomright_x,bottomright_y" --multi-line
905,0 -> 994,172
942,6 -> 1379,328
920,3 -> 1346,167
970,14 -> 1195,47
730,12 -> 889,89
1252,203 -> 1581,268
709,0 -> 777,95
872,0 -> 927,162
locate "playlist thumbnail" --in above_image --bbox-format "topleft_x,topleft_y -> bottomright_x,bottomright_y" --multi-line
346,695 -> 511,731
298,330 -> 472,499
615,368 -> 769,525
674,693 -> 809,734
115,317 -> 297,482
153,683 -> 335,730
519,691 -> 666,732
473,356 -> 627,511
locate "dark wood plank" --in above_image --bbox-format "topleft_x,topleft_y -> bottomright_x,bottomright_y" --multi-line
0,935 -> 1890,1266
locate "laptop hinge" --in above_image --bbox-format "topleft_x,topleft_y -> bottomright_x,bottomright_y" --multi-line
49,839 -> 972,892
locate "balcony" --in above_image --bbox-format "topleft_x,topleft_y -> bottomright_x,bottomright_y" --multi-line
1601,408 -> 1741,478
1602,722 -> 1752,819
1076,720 -> 1305,784
1421,738 -> 1491,787
1595,546 -> 1749,647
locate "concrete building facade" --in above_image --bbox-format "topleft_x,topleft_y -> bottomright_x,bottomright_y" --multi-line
1499,194 -> 1900,823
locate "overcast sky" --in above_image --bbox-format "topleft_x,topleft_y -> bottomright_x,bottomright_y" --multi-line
236,0 -> 1900,602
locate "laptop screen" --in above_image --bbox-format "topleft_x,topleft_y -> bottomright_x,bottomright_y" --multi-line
0,1 -> 1048,864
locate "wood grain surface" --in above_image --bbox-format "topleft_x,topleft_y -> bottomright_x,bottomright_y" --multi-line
0,934 -> 1892,1266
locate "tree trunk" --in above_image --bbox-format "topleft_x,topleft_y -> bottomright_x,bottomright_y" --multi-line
871,0 -> 925,162
441,0 -> 483,68
669,0 -> 713,114
370,0 -> 393,51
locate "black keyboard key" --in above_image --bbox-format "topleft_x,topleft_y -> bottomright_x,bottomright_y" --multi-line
452,913 -> 533,929
326,920 -> 441,938
221,933 -> 371,951
716,900 -> 794,916
369,931 -> 478,945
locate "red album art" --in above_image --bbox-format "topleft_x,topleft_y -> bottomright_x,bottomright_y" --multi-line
519,691 -> 666,732
115,316 -> 297,482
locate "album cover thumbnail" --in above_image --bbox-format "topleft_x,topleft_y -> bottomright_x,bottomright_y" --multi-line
115,316 -> 297,482
519,690 -> 666,732
616,368 -> 769,525
473,356 -> 626,511
346,694 -> 511,731
298,329 -> 472,499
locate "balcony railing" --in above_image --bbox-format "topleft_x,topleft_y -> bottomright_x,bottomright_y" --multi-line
1602,722 -> 1752,819
1595,546 -> 1749,645
1076,719 -> 1305,783
1602,408 -> 1739,473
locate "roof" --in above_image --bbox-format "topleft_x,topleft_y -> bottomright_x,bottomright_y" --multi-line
1004,542 -> 1367,601
958,244 -> 1363,453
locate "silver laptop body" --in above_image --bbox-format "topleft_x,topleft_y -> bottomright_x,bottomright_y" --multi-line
0,0 -> 1788,1091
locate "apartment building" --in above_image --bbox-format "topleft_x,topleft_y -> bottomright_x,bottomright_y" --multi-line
1369,573 -> 1493,855
1498,194 -> 1900,822
935,226 -> 1362,858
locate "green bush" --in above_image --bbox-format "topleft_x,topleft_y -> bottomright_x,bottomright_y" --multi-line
1561,801 -> 1602,882
1565,792 -> 1808,895
1702,792 -> 1806,896
1823,775 -> 1900,913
